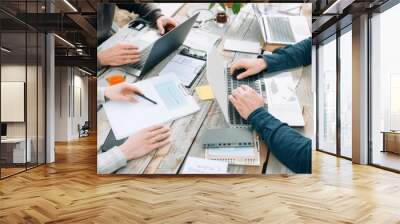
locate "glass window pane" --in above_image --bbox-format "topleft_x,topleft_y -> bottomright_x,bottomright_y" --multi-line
340,29 -> 352,158
318,37 -> 337,154
27,31 -> 38,169
1,32 -> 27,177
371,3 -> 400,171
38,32 -> 46,165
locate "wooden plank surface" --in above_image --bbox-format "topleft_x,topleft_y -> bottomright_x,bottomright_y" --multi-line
97,3 -> 312,175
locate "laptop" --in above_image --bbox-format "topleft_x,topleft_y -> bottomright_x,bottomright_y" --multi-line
206,49 -> 304,127
252,4 -> 310,45
99,13 -> 199,77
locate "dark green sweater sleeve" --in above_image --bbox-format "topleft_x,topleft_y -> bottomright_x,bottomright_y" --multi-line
117,3 -> 163,24
248,107 -> 311,173
261,37 -> 312,74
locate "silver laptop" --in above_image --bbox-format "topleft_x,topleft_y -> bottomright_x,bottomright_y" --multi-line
206,49 -> 304,127
252,4 -> 310,45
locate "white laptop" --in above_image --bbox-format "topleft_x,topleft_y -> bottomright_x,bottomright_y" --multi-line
252,4 -> 311,45
206,49 -> 304,127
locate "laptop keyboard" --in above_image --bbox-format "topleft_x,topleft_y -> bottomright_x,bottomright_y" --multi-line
266,17 -> 296,43
226,68 -> 264,126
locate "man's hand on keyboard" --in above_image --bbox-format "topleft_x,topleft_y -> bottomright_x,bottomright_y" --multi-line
230,58 -> 267,80
98,43 -> 140,66
229,85 -> 264,120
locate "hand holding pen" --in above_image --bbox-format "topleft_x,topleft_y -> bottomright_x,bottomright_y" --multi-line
104,82 -> 157,104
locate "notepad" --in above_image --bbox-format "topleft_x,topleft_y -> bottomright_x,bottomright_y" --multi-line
205,146 -> 260,166
181,157 -> 228,174
195,85 -> 214,100
103,74 -> 200,140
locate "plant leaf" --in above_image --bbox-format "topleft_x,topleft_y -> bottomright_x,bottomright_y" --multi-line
232,3 -> 242,14
208,3 -> 215,10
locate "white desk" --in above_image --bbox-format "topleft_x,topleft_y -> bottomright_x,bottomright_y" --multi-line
1,138 -> 31,163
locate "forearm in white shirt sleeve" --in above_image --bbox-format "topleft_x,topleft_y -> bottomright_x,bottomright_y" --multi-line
98,87 -> 106,104
97,146 -> 127,174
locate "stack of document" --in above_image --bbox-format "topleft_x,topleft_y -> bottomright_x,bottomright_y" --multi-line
205,146 -> 260,166
205,135 -> 260,166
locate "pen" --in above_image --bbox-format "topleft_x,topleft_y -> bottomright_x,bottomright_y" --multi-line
137,92 -> 157,105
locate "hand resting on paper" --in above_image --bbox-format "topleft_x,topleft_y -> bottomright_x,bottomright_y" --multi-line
119,125 -> 171,160
104,82 -> 142,103
229,85 -> 264,120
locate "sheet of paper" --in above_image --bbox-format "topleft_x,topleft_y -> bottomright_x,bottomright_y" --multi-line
183,29 -> 221,53
223,39 -> 261,54
181,157 -> 228,174
103,74 -> 199,140
158,3 -> 184,17
160,54 -> 205,86
195,85 -> 214,100
264,71 -> 305,127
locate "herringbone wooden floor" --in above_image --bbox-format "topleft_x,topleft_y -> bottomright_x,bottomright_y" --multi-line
1,135 -> 400,223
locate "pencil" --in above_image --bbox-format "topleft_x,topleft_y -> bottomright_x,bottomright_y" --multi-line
137,93 -> 157,105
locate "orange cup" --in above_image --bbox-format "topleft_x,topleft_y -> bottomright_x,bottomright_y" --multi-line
106,74 -> 126,86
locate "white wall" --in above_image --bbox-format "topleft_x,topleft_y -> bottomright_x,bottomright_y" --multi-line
54,67 -> 89,141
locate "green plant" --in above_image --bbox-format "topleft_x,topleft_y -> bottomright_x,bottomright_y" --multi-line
209,3 -> 245,15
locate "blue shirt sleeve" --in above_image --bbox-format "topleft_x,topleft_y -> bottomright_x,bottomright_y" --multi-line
248,107 -> 311,173
261,37 -> 312,74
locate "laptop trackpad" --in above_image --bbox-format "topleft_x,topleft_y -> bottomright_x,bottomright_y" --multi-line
121,65 -> 141,77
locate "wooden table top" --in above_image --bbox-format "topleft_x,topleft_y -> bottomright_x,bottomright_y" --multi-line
97,3 -> 313,174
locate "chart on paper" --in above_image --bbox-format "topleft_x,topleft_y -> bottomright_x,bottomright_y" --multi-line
155,80 -> 188,110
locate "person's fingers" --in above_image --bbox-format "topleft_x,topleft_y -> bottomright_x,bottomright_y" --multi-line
147,126 -> 170,139
229,95 -> 243,109
120,49 -> 140,56
237,69 -> 255,80
229,95 -> 238,107
149,130 -> 171,143
241,85 -> 252,92
119,95 -> 137,103
145,125 -> 164,132
150,137 -> 171,150
167,18 -> 177,26
157,20 -> 165,35
230,60 -> 245,74
120,55 -> 140,64
232,86 -> 245,96
119,44 -> 139,50
123,85 -> 143,95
